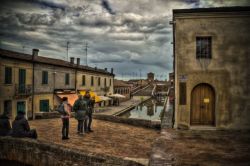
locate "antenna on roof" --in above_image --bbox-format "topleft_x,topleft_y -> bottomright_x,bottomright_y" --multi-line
22,45 -> 25,53
84,42 -> 88,66
66,41 -> 70,61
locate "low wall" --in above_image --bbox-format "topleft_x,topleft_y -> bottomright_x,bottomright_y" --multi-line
0,137 -> 143,166
35,112 -> 61,119
93,114 -> 161,129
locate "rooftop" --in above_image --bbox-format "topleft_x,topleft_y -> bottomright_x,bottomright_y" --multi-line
0,48 -> 114,76
114,79 -> 131,87
173,6 -> 250,14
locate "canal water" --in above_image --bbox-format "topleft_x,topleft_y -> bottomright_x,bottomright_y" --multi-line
119,98 -> 165,121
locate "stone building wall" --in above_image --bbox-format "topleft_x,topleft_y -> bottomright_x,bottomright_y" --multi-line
174,9 -> 250,129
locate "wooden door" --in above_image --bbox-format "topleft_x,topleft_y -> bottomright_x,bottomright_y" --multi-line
191,84 -> 215,125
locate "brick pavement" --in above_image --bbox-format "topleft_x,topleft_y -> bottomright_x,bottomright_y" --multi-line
29,118 -> 160,163
149,98 -> 250,166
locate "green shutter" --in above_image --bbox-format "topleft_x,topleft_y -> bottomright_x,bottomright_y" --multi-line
42,71 -> 48,84
82,75 -> 85,86
40,100 -> 49,112
65,73 -> 69,85
5,67 -> 12,84
19,69 -> 26,93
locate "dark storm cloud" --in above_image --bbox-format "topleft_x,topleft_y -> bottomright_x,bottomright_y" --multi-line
0,0 -> 249,80
101,0 -> 115,15
16,13 -> 56,25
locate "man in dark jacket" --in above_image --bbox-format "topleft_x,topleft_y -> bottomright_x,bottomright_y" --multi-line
73,94 -> 88,135
11,110 -> 37,139
0,112 -> 11,136
87,96 -> 95,132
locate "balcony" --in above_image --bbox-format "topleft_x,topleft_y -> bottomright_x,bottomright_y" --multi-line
15,84 -> 32,96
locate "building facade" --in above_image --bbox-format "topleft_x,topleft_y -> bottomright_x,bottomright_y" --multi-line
173,7 -> 250,129
114,79 -> 132,101
0,49 -> 114,120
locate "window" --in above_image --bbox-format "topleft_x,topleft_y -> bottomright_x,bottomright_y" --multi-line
110,79 -> 112,86
65,73 -> 69,85
98,77 -> 101,86
82,75 -> 86,86
91,76 -> 94,86
40,100 -> 49,112
5,67 -> 12,84
179,82 -> 186,105
196,37 -> 212,59
4,100 -> 12,117
19,69 -> 26,93
42,71 -> 48,84
104,78 -> 107,87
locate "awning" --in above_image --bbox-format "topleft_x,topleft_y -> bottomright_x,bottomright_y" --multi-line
99,96 -> 112,101
57,94 -> 78,106
79,90 -> 101,103
108,93 -> 126,98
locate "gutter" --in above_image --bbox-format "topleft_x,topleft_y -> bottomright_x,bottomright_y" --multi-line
31,57 -> 35,120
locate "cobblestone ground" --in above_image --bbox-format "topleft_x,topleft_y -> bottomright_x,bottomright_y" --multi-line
151,129 -> 250,166
29,118 -> 160,159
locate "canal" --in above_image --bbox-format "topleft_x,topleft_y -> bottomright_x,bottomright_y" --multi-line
118,97 -> 165,121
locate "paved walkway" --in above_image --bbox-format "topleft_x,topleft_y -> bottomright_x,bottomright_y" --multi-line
149,98 -> 250,166
29,118 -> 160,165
94,96 -> 151,116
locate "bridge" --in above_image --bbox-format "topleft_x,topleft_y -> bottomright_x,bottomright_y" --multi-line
132,82 -> 169,97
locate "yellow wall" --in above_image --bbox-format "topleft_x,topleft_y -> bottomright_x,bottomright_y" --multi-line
77,70 -> 114,96
33,94 -> 54,113
0,58 -> 33,119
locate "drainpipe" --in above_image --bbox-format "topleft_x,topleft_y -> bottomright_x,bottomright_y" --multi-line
75,69 -> 77,94
31,49 -> 39,120
53,67 -> 56,110
171,17 -> 176,128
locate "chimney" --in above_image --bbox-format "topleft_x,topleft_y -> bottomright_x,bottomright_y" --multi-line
104,68 -> 107,71
111,68 -> 113,74
32,49 -> 39,57
70,57 -> 75,64
77,58 -> 80,66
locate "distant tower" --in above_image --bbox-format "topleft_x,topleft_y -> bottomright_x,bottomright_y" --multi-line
147,72 -> 154,82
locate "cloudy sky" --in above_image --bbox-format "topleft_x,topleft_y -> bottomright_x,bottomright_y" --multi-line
0,0 -> 249,80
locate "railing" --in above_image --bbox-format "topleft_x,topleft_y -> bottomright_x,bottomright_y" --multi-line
15,84 -> 32,96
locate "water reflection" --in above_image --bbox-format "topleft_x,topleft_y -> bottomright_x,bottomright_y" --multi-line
119,98 -> 164,120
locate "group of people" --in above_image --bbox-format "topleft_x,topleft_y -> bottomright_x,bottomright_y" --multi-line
60,90 -> 95,140
0,109 -> 37,139
0,91 -> 94,140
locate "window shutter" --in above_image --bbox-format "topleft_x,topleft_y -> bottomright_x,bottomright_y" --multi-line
5,67 -> 12,84
179,82 -> 186,105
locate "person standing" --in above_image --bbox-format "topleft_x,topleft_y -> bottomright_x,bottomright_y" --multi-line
73,94 -> 88,135
0,112 -> 11,136
61,97 -> 71,140
87,96 -> 95,132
